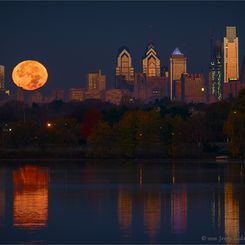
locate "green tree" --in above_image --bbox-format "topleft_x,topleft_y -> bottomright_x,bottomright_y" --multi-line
116,110 -> 163,156
87,121 -> 114,156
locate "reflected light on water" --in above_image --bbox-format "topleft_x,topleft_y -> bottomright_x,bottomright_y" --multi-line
171,187 -> 187,234
211,191 -> 222,232
224,183 -> 240,245
117,189 -> 132,237
13,165 -> 49,228
0,169 -> 5,226
144,192 -> 161,242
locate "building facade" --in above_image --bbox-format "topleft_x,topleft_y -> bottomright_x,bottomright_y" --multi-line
52,89 -> 65,101
0,65 -> 5,91
181,73 -> 206,103
170,48 -> 187,100
142,43 -> 161,77
84,90 -> 103,101
105,89 -> 129,105
223,80 -> 245,99
29,91 -> 43,105
87,69 -> 106,92
68,88 -> 84,101
134,73 -> 169,103
116,46 -> 134,82
209,40 -> 223,101
224,26 -> 239,83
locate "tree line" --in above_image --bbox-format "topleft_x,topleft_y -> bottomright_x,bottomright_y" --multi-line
0,92 -> 244,158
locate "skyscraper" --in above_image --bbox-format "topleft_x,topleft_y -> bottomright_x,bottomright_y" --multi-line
224,26 -> 239,83
87,69 -> 106,92
170,48 -> 187,100
209,40 -> 223,101
116,46 -> 134,82
142,42 -> 161,77
0,65 -> 5,91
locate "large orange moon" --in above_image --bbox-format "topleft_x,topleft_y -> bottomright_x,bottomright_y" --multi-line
12,60 -> 48,91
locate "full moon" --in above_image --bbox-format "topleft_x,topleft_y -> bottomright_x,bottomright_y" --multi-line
12,60 -> 48,91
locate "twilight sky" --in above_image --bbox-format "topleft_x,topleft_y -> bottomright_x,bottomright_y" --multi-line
0,1 -> 245,95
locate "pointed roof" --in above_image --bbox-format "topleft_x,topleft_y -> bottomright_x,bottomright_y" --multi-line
172,47 -> 184,56
117,46 -> 131,56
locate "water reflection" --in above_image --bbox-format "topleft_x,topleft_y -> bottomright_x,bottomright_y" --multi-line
171,186 -> 187,234
0,169 -> 5,226
143,192 -> 161,242
0,162 -> 244,244
12,165 -> 49,228
211,191 -> 223,232
117,189 -> 132,237
224,183 -> 240,245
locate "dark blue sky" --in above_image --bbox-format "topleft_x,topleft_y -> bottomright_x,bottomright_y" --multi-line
0,1 -> 245,95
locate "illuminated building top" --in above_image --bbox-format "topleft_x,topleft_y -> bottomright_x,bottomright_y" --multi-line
172,47 -> 184,56
142,42 -> 161,77
224,26 -> 239,83
116,46 -> 135,82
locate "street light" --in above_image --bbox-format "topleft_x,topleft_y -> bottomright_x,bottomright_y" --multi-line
46,122 -> 52,128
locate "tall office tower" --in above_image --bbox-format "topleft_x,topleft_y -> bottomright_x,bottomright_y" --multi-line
0,65 -> 5,91
170,48 -> 187,100
224,26 -> 239,83
209,40 -> 223,101
142,42 -> 161,77
87,69 -> 106,91
116,46 -> 134,82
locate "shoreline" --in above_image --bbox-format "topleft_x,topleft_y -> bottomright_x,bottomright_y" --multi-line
0,149 -> 238,162
0,156 -> 242,164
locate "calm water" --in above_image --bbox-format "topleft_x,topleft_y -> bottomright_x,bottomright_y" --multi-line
0,160 -> 245,244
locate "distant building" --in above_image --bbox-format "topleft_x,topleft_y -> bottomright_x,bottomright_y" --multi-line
68,88 -> 84,101
0,65 -> 5,91
105,89 -> 129,105
0,65 -> 11,104
52,89 -> 65,101
181,73 -> 206,103
170,48 -> 187,100
224,26 -> 239,83
223,80 -> 245,99
142,42 -> 161,77
16,88 -> 24,103
115,75 -> 134,92
161,66 -> 169,78
116,46 -> 134,82
175,80 -> 182,101
87,69 -> 106,92
84,90 -> 103,101
29,91 -> 43,105
209,39 -> 223,101
134,73 -> 169,103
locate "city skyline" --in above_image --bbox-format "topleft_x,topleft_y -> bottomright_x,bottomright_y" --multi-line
0,1 -> 245,94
